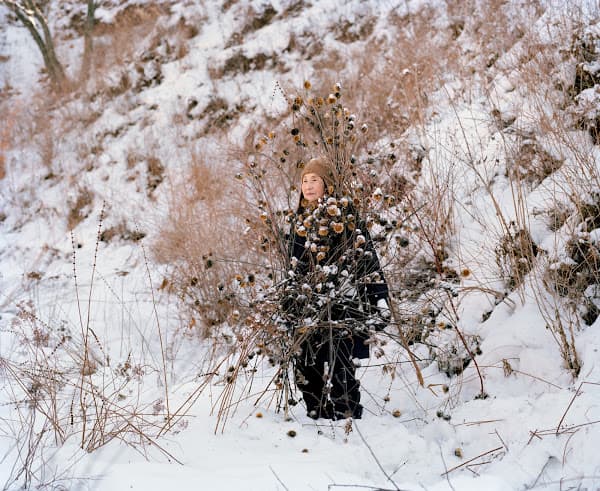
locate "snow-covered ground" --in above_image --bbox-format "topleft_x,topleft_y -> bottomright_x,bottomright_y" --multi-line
1,0 -> 600,490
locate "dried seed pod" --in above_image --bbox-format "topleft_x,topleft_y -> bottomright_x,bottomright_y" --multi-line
332,222 -> 344,233
327,205 -> 339,216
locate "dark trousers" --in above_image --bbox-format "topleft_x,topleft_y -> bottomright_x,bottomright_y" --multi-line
295,329 -> 361,418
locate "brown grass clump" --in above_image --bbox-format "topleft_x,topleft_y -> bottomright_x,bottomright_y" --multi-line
0,104 -> 20,180
67,187 -> 94,230
342,7 -> 459,140
0,121 -> 8,179
91,4 -> 168,69
446,0 -> 539,73
496,226 -> 539,290
100,221 -> 146,243
152,152 -> 246,339
507,140 -> 563,186
146,156 -> 165,195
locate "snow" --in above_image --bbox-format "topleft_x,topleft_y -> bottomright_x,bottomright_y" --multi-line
2,0 -> 600,490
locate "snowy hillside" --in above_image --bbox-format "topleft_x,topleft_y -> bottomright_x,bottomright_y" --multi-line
1,0 -> 600,490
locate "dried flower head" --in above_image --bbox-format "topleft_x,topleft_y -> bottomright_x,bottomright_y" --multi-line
332,222 -> 344,233
327,205 -> 339,216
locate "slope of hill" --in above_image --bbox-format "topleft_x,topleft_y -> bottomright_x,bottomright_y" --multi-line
1,1 -> 600,490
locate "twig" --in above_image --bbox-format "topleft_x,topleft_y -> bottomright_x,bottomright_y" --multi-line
441,446 -> 503,476
454,419 -> 504,427
556,381 -> 583,436
387,300 -> 424,386
328,485 -> 400,490
562,428 -> 579,466
270,466 -> 290,491
494,429 -> 509,451
531,455 -> 554,489
139,236 -> 171,427
555,381 -> 600,435
438,443 -> 456,491
354,423 -> 401,491
510,369 -> 563,390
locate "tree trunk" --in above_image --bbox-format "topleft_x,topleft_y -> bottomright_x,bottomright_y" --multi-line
80,0 -> 97,82
3,0 -> 67,89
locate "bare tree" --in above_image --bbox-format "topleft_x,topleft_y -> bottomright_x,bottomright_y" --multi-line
1,0 -> 66,88
1,0 -> 99,89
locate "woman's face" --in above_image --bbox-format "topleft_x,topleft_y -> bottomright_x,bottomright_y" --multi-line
301,173 -> 325,203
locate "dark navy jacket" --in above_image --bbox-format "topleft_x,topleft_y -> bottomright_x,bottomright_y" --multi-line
285,204 -> 388,358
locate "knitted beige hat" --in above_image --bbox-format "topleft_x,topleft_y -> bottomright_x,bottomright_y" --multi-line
301,156 -> 335,190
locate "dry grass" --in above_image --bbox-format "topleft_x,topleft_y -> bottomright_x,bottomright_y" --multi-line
151,150 -> 249,340
76,3 -> 203,97
67,187 -> 94,230
486,10 -> 600,375
0,104 -> 21,180
90,4 -> 168,72
0,230 -> 181,489
495,226 -> 539,290
447,0 -> 541,75
339,7 -> 460,141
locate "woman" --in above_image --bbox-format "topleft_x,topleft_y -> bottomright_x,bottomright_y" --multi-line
283,156 -> 390,420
